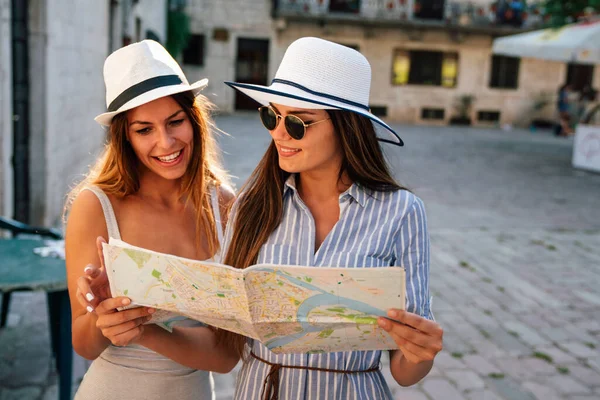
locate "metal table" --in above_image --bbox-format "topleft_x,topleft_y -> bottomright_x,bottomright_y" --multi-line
0,239 -> 72,400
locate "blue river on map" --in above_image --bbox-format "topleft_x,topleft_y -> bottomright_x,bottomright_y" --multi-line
260,270 -> 390,350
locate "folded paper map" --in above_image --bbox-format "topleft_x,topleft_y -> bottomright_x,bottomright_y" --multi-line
103,238 -> 405,354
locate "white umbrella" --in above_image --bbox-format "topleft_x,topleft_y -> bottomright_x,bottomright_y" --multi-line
492,20 -> 600,64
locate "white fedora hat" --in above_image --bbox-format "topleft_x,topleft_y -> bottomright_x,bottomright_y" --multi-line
95,40 -> 208,126
225,37 -> 403,146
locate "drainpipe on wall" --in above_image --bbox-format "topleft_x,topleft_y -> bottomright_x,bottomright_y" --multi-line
11,0 -> 30,223
109,0 -> 116,53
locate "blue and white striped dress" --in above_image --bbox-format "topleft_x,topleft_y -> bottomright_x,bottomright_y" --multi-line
225,174 -> 433,400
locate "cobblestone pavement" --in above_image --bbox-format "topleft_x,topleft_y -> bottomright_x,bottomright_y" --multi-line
1,114 -> 599,399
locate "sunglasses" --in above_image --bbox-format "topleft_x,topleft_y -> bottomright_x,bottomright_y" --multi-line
258,106 -> 331,140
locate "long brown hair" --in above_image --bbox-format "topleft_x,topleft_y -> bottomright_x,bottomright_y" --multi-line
65,91 -> 229,255
218,110 -> 406,357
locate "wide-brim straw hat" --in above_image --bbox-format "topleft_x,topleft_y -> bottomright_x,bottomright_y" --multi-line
95,40 -> 208,126
225,37 -> 403,146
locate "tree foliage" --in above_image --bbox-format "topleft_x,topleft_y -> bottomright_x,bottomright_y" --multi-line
543,0 -> 600,26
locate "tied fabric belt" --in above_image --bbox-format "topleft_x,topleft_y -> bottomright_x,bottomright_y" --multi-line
250,351 -> 381,400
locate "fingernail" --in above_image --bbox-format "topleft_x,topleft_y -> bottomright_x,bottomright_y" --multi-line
84,266 -> 93,274
86,306 -> 94,313
85,293 -> 94,302
122,298 -> 131,305
388,310 -> 398,318
147,308 -> 155,314
377,318 -> 387,328
146,316 -> 153,322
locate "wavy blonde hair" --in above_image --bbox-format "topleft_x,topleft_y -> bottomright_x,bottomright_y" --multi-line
65,91 -> 230,255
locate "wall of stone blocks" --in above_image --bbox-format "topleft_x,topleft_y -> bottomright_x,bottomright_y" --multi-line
181,0 -> 575,128
183,0 -> 275,112
272,22 -> 565,127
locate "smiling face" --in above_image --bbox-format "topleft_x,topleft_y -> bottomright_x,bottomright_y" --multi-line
126,96 -> 194,181
267,103 -> 343,175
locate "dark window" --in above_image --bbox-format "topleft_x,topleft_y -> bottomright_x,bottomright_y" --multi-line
370,105 -> 387,117
477,110 -> 501,123
421,108 -> 445,120
414,0 -> 446,21
410,51 -> 443,86
409,51 -> 442,86
566,63 -> 594,92
182,34 -> 205,66
490,55 -> 520,89
393,50 -> 458,87
235,38 -> 270,110
329,0 -> 360,13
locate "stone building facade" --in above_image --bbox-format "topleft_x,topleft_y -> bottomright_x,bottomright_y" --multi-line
182,0 -> 599,127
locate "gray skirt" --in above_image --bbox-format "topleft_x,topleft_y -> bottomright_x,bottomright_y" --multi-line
75,345 -> 214,400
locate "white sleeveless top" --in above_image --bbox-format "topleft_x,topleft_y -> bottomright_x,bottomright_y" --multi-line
75,185 -> 224,400
84,184 -> 224,249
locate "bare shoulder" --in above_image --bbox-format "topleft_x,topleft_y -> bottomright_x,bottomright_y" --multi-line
65,189 -> 108,245
68,189 -> 104,222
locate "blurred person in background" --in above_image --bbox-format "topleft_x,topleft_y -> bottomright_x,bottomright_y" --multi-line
556,83 -> 574,136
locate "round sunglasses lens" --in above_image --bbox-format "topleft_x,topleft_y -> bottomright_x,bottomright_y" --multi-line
284,116 -> 305,140
259,107 -> 278,130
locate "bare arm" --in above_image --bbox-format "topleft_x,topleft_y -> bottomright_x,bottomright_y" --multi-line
389,350 -> 433,387
65,190 -> 112,359
74,237 -> 240,371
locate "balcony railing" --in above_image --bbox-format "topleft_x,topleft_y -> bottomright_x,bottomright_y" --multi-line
272,0 -> 547,33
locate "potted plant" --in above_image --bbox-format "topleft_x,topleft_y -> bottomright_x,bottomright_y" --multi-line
450,94 -> 475,125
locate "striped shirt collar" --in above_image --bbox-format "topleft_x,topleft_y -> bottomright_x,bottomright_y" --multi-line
283,174 -> 368,208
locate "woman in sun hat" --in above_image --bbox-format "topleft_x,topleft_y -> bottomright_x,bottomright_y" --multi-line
220,37 -> 443,399
64,40 -> 238,399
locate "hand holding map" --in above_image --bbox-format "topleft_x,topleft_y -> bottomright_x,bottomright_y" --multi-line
103,238 -> 405,354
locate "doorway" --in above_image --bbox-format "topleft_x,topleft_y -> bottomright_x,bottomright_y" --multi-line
566,63 -> 594,91
234,38 -> 270,110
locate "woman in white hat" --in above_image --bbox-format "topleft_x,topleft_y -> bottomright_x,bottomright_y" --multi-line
65,40 -> 238,399
220,37 -> 443,399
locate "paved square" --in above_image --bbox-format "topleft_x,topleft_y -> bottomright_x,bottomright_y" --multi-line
1,114 -> 599,399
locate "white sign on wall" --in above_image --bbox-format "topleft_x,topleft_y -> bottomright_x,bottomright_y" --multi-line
573,125 -> 600,173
